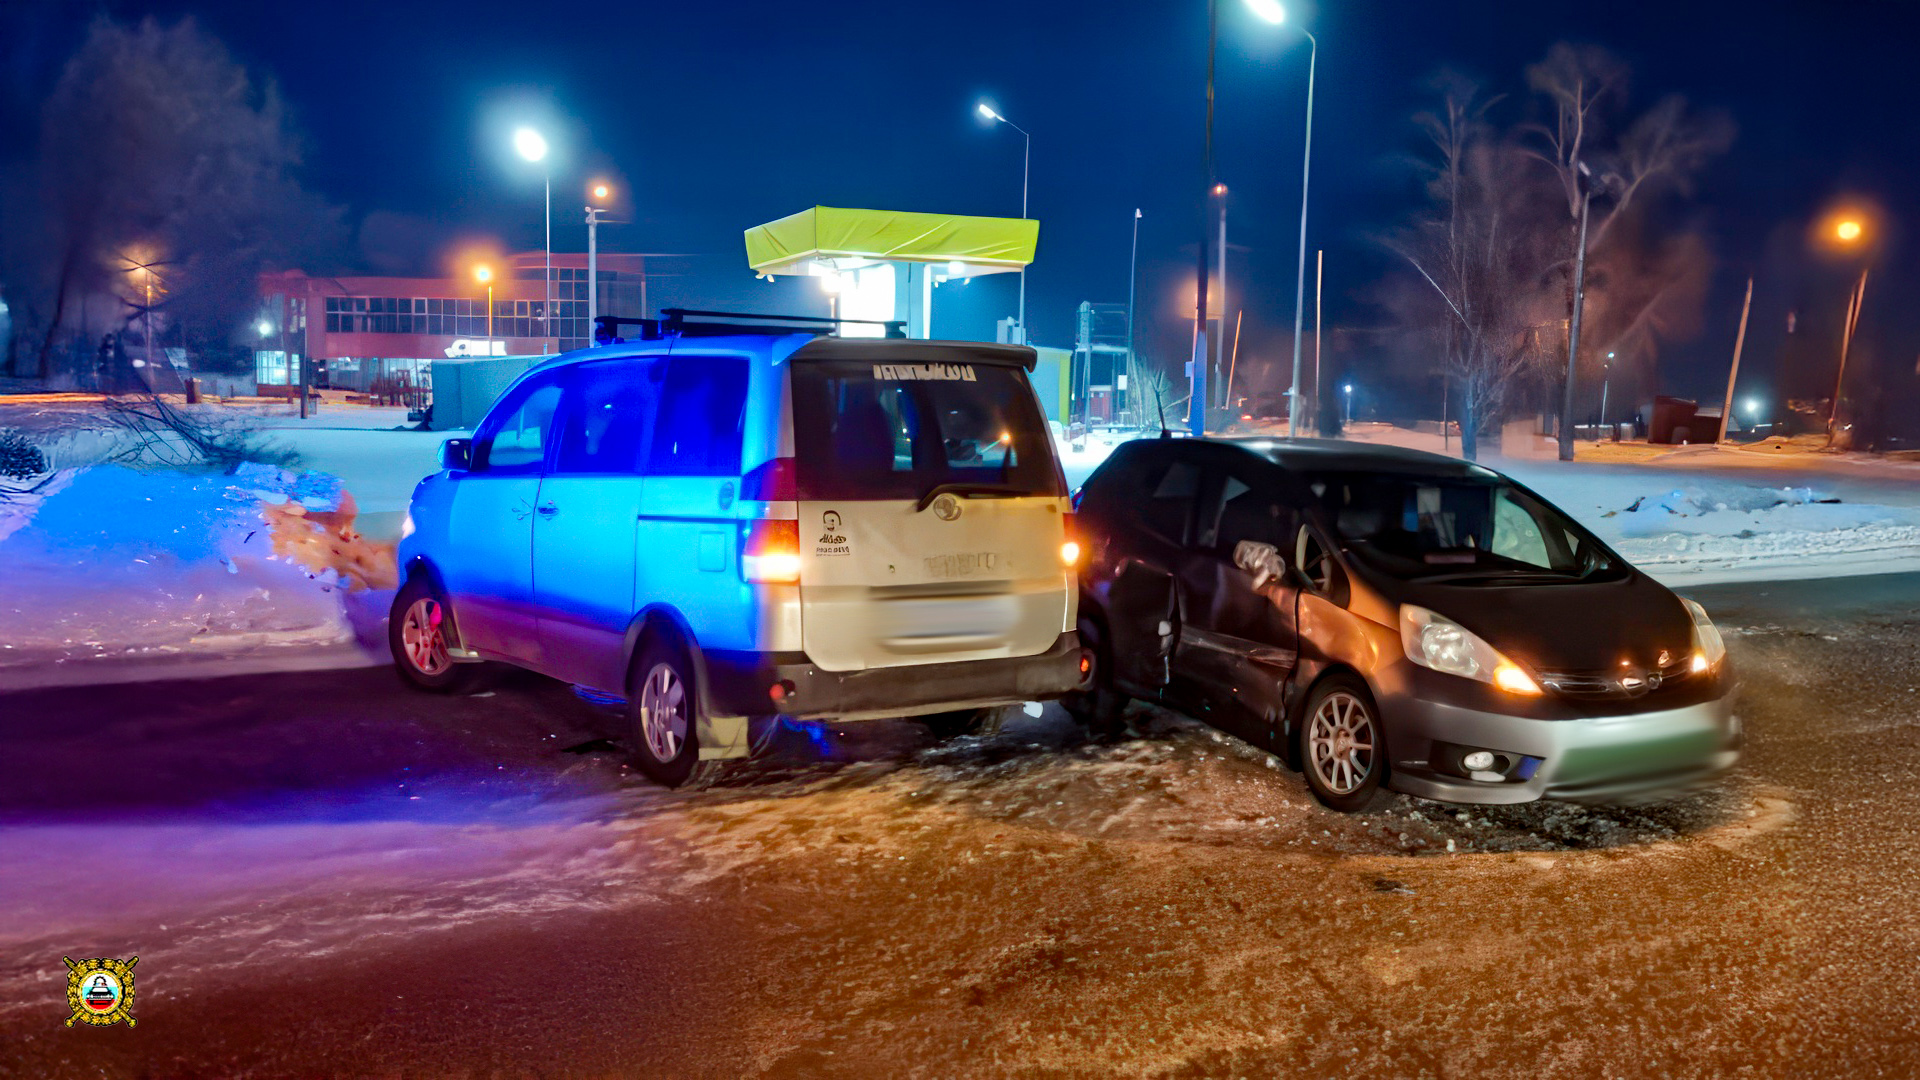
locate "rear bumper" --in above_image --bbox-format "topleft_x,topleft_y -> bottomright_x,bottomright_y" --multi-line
1383,692 -> 1742,805
705,632 -> 1084,721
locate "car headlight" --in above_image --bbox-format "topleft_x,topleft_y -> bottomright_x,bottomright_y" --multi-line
1682,597 -> 1725,671
1399,604 -> 1541,696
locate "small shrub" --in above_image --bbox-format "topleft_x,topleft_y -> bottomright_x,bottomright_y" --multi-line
0,429 -> 48,479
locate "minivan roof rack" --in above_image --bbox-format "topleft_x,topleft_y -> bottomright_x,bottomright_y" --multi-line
593,310 -> 907,345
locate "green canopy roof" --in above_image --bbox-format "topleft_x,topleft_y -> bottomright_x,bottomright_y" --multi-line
744,206 -> 1036,277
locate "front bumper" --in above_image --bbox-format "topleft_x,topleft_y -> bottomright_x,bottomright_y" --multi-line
704,632 -> 1084,722
1383,691 -> 1742,805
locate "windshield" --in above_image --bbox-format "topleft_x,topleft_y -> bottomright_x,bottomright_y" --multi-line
790,358 -> 1064,502
1299,470 -> 1618,581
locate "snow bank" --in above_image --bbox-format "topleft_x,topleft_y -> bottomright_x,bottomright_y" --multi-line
1056,430 -> 1920,586
0,462 -> 381,671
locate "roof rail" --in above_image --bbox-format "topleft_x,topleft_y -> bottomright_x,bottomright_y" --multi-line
593,309 -> 906,345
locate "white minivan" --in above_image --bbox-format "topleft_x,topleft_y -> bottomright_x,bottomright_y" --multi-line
392,311 -> 1087,785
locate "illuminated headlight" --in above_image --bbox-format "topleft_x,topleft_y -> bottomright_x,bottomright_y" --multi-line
1399,604 -> 1541,696
1683,597 -> 1725,671
400,511 -> 416,540
1462,750 -> 1496,771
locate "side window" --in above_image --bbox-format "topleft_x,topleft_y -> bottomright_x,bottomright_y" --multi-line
1489,489 -> 1555,568
1139,458 -> 1200,544
554,359 -> 660,474
474,375 -> 564,474
1198,466 -> 1294,555
648,355 -> 748,476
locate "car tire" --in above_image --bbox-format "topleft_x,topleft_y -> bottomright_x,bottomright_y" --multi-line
628,637 -> 726,789
1061,614 -> 1128,740
1296,674 -> 1390,813
920,706 -> 1008,740
389,577 -> 479,693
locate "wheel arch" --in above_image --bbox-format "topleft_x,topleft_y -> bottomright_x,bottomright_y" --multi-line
400,555 -> 470,652
622,604 -> 716,708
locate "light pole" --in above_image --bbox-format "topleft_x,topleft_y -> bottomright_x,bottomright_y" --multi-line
1126,208 -> 1141,418
586,183 -> 611,342
1827,218 -> 1869,447
1242,0 -> 1315,436
1599,350 -> 1613,438
513,127 -> 551,352
977,103 -> 1030,344
1343,382 -> 1353,425
474,265 -> 494,343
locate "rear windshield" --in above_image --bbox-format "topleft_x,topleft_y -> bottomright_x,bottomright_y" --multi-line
1300,469 -> 1621,582
790,359 -> 1064,502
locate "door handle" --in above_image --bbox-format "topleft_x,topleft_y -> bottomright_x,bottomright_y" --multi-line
536,502 -> 559,517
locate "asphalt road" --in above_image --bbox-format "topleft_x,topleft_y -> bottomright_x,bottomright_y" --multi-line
3,574 -> 1920,1078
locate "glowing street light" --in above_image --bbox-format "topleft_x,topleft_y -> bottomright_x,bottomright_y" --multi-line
1744,398 -> 1761,418
586,182 -> 615,341
513,127 -> 552,350
976,100 -> 1030,343
1343,382 -> 1354,424
474,264 -> 495,340
1836,219 -> 1863,242
1245,0 -> 1285,22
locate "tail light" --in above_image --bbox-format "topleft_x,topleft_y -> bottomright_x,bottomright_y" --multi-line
1060,512 -> 1082,567
741,519 -> 801,584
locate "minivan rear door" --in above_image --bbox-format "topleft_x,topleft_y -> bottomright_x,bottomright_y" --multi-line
788,350 -> 1070,672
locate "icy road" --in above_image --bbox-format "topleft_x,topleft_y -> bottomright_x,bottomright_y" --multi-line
2,574 -> 1919,1078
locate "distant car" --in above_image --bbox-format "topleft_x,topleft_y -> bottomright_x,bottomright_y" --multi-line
1068,437 -> 1739,811
392,311 -> 1087,787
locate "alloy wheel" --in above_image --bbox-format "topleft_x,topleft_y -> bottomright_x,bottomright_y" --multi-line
639,662 -> 689,763
1308,690 -> 1376,795
400,596 -> 450,676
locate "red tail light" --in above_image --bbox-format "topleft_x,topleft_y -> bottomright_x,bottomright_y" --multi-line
741,519 -> 801,584
1060,512 -> 1082,567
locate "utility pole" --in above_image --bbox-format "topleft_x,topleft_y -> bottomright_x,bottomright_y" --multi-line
1717,277 -> 1754,443
1558,173 -> 1593,461
1191,0 -> 1217,436
1216,186 -> 1228,416
1126,208 -> 1141,419
1286,30 -> 1319,438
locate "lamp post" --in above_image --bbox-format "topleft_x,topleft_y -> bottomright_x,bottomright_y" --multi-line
1599,350 -> 1613,438
586,183 -> 611,342
1126,208 -> 1141,418
1241,0 -> 1315,436
1343,382 -> 1353,425
1827,218 -> 1869,447
474,265 -> 494,343
513,127 -> 551,352
977,103 -> 1030,344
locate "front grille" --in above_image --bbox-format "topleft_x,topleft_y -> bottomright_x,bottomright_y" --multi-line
1537,657 -> 1693,700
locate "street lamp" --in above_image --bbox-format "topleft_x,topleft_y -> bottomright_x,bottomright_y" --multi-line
513,127 -> 552,351
586,182 -> 612,342
1343,382 -> 1353,424
1189,0 -> 1292,437
1600,351 -> 1614,436
977,102 -> 1030,344
1243,0 -> 1320,441
474,264 -> 495,342
1827,216 -> 1870,446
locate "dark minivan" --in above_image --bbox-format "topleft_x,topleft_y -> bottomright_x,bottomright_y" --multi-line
1069,437 -> 1739,811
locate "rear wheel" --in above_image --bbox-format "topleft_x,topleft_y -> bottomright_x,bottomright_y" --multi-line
389,577 -> 477,693
1061,613 -> 1128,740
628,638 -> 727,789
1296,675 -> 1389,813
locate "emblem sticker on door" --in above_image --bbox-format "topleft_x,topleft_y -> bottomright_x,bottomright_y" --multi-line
925,552 -> 999,577
815,510 -> 851,557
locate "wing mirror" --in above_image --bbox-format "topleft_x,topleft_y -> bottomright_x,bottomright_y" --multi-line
1233,540 -> 1288,590
439,437 -> 472,471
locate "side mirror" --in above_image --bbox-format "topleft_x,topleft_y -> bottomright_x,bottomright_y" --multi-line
439,437 -> 472,471
1232,540 -> 1287,590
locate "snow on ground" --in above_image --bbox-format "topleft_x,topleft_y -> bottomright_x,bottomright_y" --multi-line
4,394 -> 1920,683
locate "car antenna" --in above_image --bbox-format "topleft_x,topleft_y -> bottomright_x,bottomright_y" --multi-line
1155,384 -> 1171,440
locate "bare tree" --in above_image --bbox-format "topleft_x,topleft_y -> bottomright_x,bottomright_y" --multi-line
1384,77 -> 1560,459
0,17 -> 342,383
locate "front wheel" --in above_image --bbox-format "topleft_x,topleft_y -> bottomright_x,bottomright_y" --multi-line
389,577 -> 477,693
628,638 -> 727,789
1296,675 -> 1389,812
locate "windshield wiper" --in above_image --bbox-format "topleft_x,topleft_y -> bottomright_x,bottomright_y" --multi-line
915,482 -> 1028,512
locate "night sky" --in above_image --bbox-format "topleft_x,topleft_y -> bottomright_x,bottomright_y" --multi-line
2,0 -> 1909,417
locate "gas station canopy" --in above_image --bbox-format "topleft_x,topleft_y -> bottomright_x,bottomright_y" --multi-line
744,206 -> 1037,278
